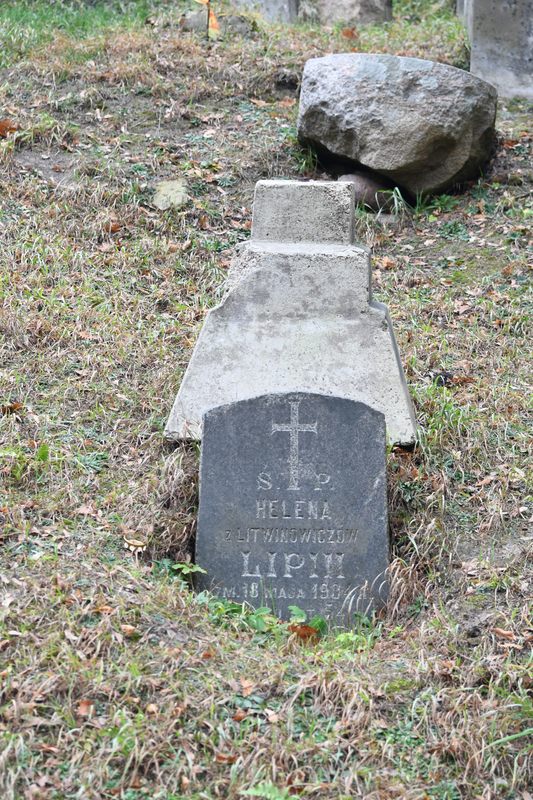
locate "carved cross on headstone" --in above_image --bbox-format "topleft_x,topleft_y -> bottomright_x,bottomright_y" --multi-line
271,400 -> 317,491
194,393 -> 389,625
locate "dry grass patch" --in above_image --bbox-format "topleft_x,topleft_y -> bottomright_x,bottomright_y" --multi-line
1,1 -> 531,798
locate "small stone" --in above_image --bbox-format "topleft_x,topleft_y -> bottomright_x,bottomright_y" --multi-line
179,10 -> 207,33
152,180 -> 188,211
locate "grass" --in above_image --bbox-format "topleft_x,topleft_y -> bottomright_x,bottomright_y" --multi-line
1,0 -> 532,798
0,0 -> 158,68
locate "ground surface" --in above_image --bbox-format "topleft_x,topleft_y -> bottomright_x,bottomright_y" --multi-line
0,2 -> 531,799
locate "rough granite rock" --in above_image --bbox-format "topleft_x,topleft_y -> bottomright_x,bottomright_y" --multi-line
297,53 -> 498,195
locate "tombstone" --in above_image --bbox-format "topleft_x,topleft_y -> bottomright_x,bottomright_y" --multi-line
307,0 -> 392,26
165,180 -> 416,446
232,0 -> 392,24
232,0 -> 299,22
195,393 -> 388,624
465,0 -> 532,99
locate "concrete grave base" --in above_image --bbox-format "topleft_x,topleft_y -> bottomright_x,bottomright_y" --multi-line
165,180 -> 416,446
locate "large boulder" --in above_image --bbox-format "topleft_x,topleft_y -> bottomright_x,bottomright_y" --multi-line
297,54 -> 498,196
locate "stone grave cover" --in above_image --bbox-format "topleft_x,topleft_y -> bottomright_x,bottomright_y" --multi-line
165,179 -> 416,447
195,393 -> 389,626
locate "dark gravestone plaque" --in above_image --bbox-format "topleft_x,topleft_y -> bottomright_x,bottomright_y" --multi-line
195,393 -> 388,625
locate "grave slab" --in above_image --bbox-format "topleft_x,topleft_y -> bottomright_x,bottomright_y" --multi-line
232,0 -> 299,22
467,0 -> 532,99
195,393 -> 388,624
165,179 -> 416,445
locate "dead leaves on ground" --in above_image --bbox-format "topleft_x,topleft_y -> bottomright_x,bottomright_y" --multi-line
0,118 -> 19,137
76,698 -> 95,718
287,623 -> 320,642
1,401 -> 24,417
214,751 -> 237,764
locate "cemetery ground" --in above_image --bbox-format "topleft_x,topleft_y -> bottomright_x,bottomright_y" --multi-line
0,2 -> 531,798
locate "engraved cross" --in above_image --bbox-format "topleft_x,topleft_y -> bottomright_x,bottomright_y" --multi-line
271,400 -> 317,491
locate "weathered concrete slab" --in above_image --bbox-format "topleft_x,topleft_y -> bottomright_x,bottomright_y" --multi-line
467,0 -> 533,99
195,393 -> 389,623
165,180 -> 416,445
252,180 -> 355,244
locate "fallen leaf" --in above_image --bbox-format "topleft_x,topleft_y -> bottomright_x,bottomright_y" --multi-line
94,604 -> 114,614
288,624 -> 319,641
239,678 -> 255,697
0,118 -> 19,137
215,752 -> 237,764
475,474 -> 496,487
146,703 -> 158,715
106,219 -> 121,234
264,708 -> 279,723
251,98 -> 269,107
454,301 -> 472,315
38,744 -> 60,754
208,8 -> 220,37
449,374 -> 474,386
1,402 -> 23,416
232,709 -> 248,722
74,504 -> 96,516
278,97 -> 296,108
492,627 -> 515,641
77,698 -> 94,717
120,624 -> 137,637
152,179 -> 188,211
198,213 -> 210,230
341,27 -> 359,39
201,649 -> 214,659
436,659 -> 455,675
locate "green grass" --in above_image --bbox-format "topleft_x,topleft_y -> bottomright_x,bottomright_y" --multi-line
0,0 -> 162,67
